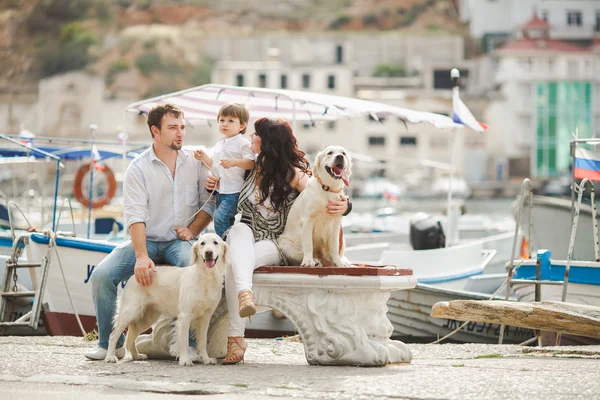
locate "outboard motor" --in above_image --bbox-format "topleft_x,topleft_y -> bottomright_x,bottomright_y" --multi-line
409,213 -> 446,250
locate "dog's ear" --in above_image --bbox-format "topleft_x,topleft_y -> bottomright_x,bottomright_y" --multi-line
314,150 -> 324,180
190,241 -> 200,265
221,241 -> 230,266
346,153 -> 352,178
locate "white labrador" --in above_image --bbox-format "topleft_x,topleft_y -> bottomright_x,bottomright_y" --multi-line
104,233 -> 228,366
280,145 -> 351,267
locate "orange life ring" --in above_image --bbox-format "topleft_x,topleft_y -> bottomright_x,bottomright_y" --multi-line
73,162 -> 117,209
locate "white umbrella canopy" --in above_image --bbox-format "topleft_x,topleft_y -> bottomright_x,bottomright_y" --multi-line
126,84 -> 461,129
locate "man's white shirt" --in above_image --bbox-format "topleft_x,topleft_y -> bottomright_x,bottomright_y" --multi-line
123,146 -> 215,241
211,134 -> 254,194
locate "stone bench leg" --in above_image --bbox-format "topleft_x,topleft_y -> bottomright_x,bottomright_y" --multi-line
254,286 -> 412,366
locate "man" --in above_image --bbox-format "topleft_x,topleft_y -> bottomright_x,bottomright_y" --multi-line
85,103 -> 215,360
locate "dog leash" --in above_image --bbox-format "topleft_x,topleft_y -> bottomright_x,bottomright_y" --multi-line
179,158 -> 217,238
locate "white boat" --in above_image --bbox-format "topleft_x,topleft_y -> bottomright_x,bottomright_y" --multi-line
388,284 -> 532,343
512,250 -> 600,307
518,195 -> 599,261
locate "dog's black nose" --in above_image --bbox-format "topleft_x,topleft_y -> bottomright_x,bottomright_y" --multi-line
204,250 -> 213,259
334,154 -> 345,165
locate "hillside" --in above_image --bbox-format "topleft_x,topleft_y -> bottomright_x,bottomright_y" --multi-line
0,0 -> 464,96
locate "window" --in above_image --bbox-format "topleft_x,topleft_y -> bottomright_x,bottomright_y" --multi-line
280,74 -> 287,89
236,74 -> 244,87
433,69 -> 469,90
567,11 -> 582,26
302,74 -> 310,89
327,75 -> 336,89
400,136 -> 417,146
541,10 -> 548,22
595,11 -> 600,32
336,45 -> 343,64
368,136 -> 385,146
258,74 -> 267,88
327,121 -> 336,130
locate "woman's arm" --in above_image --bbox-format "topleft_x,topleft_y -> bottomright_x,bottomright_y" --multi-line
292,168 -> 310,192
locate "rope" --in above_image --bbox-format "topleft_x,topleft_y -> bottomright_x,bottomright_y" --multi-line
431,274 -> 512,344
178,158 -> 216,228
48,232 -> 87,337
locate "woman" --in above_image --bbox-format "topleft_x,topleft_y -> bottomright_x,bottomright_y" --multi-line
206,117 -> 350,364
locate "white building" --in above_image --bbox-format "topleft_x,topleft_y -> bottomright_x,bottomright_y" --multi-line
460,0 -> 600,51
209,34 -> 487,182
473,15 -> 600,179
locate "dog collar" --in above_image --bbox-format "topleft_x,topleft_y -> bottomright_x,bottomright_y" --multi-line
316,175 -> 342,193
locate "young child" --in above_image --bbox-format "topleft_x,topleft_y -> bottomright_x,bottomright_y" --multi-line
195,103 -> 255,237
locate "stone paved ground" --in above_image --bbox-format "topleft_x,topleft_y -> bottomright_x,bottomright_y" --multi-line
1,336 -> 599,399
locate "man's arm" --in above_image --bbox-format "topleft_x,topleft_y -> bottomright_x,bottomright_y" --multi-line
123,164 -> 155,287
130,222 -> 156,287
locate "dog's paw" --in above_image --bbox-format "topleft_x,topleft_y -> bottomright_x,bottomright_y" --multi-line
132,353 -> 148,361
199,356 -> 217,365
104,356 -> 119,364
301,258 -> 319,267
178,358 -> 194,367
331,257 -> 345,267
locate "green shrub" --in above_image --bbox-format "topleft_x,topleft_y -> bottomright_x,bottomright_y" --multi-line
329,15 -> 351,30
135,52 -> 162,76
189,58 -> 214,86
107,59 -> 130,83
37,42 -> 93,77
362,14 -> 378,26
94,0 -> 114,22
372,64 -> 407,77
26,0 -> 91,34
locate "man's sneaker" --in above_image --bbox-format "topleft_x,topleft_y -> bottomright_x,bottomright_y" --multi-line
84,346 -> 125,361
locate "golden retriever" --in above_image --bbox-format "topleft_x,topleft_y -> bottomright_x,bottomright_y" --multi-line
279,145 -> 352,267
104,233 -> 227,366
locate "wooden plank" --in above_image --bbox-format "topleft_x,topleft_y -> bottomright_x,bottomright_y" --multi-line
431,300 -> 600,338
254,265 -> 413,276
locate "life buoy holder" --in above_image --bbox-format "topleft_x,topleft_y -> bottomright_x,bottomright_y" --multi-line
73,162 -> 117,209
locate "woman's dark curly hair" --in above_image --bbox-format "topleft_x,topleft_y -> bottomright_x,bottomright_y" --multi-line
254,117 -> 310,211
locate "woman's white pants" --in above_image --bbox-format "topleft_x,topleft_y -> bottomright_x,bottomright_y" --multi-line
225,223 -> 281,337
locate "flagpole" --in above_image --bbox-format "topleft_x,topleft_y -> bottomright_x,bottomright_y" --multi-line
446,69 -> 461,247
87,124 -> 98,239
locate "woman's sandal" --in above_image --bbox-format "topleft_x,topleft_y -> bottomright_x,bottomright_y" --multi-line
238,290 -> 256,319
222,336 -> 247,364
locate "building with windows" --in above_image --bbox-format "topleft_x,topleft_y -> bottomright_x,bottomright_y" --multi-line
473,15 -> 599,179
207,33 -> 484,181
460,0 -> 600,52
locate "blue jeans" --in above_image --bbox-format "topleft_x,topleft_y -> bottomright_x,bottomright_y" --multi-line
91,239 -> 195,349
214,192 -> 239,238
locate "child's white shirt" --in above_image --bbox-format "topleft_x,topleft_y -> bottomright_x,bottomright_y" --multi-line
211,134 -> 255,194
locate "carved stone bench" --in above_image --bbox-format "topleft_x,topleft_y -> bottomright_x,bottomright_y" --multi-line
137,265 -> 417,367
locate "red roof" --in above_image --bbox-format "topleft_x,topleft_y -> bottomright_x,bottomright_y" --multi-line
497,38 -> 589,53
521,15 -> 550,30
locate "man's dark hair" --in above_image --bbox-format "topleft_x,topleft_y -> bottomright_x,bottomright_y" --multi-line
147,104 -> 184,139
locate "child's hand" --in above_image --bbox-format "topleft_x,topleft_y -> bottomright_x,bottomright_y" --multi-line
220,159 -> 237,169
194,149 -> 207,161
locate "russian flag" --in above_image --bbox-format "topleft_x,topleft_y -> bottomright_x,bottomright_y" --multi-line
574,148 -> 600,182
452,90 -> 489,133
